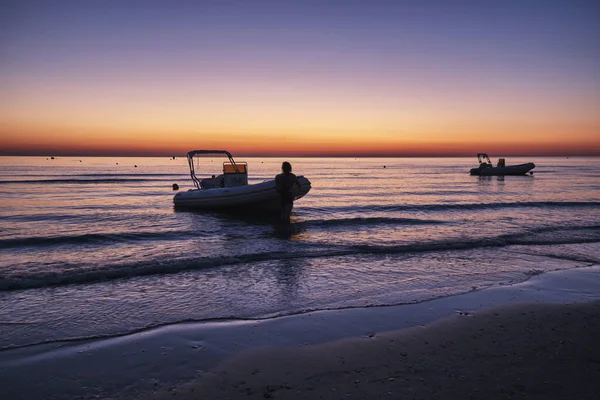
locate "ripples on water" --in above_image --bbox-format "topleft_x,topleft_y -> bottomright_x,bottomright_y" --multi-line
0,156 -> 599,348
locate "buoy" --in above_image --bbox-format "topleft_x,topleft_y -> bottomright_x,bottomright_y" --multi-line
383,165 -> 386,168
134,165 -> 137,168
172,183 -> 179,191
116,162 -> 119,165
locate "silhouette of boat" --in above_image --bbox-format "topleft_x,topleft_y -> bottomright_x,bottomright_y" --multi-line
173,150 -> 311,210
470,153 -> 535,176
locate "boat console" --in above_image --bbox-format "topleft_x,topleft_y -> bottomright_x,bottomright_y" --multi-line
223,162 -> 248,187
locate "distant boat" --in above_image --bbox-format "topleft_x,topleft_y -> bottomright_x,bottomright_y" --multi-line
470,153 -> 535,176
173,150 -> 311,211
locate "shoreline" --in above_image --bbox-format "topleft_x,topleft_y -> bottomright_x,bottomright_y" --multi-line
161,300 -> 600,399
1,266 -> 600,399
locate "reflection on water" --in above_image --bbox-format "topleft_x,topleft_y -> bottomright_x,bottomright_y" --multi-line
175,206 -> 309,241
274,220 -> 308,240
0,156 -> 599,348
273,257 -> 304,304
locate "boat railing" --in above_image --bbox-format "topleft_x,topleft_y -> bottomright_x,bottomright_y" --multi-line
477,153 -> 492,165
186,150 -> 244,189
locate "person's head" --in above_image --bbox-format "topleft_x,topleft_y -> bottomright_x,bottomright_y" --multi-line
282,161 -> 292,173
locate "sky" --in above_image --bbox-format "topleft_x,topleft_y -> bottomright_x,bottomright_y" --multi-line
1,0 -> 599,157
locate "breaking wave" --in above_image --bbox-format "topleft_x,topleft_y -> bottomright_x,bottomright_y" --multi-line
2,224 -> 598,291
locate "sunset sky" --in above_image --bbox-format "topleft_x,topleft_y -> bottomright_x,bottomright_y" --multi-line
1,0 -> 599,156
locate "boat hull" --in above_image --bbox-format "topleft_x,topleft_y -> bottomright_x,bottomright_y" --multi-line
173,176 -> 311,211
470,163 -> 535,176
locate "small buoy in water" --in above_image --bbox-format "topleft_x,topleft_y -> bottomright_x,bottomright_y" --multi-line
172,183 -> 179,191
51,156 -> 55,160
116,162 -> 119,165
79,160 -> 82,162
134,165 -> 137,168
530,171 -> 534,175
383,165 -> 386,168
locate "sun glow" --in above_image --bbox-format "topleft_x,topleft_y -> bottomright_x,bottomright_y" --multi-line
1,2 -> 599,156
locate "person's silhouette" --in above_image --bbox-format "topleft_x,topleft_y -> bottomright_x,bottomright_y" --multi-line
275,161 -> 301,223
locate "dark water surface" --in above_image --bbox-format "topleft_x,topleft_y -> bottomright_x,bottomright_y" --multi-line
0,156 -> 598,349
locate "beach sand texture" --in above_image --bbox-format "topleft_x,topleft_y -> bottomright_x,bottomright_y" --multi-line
152,301 -> 600,400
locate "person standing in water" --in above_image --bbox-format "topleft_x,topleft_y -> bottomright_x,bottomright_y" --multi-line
275,161 -> 301,223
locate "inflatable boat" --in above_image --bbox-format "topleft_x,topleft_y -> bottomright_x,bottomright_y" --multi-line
470,153 -> 535,176
173,150 -> 311,211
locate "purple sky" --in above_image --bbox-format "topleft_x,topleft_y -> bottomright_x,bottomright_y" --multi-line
1,0 -> 599,156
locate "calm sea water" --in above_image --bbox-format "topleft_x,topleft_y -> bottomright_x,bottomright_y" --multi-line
0,156 -> 599,349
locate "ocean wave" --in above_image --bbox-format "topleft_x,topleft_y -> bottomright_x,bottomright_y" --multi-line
1,225 -> 598,291
0,218 -> 438,248
0,173 -> 185,178
306,201 -> 600,213
300,216 -> 443,228
0,230 -> 189,249
2,265 -> 598,352
77,173 -> 185,177
0,179 -> 158,185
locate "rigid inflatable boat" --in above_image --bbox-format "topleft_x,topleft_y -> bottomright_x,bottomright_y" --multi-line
470,153 -> 535,176
173,150 -> 311,211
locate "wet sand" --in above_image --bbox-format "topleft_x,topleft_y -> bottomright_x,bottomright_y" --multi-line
3,267 -> 600,400
152,301 -> 600,400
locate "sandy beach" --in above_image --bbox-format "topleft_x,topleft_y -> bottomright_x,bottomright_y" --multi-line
2,267 -> 600,400
159,300 -> 600,400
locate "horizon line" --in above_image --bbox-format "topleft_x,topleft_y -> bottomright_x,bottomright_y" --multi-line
1,153 -> 598,158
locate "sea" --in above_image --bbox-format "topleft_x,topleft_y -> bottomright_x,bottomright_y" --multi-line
1,156 -> 599,350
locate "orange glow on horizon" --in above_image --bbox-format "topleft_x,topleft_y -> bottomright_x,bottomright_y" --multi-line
3,76 -> 599,157
1,120 -> 598,157
2,1 -> 599,158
